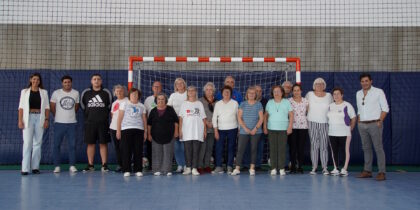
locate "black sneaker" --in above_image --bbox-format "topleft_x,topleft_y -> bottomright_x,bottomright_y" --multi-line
297,167 -> 304,174
32,169 -> 40,174
21,172 -> 29,176
101,163 -> 109,172
83,164 -> 95,172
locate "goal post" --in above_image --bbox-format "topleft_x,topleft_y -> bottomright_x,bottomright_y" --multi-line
128,56 -> 301,91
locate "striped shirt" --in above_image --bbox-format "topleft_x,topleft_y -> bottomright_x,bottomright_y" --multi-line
239,101 -> 263,134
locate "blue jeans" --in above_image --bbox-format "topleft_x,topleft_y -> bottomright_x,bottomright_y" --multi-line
256,133 -> 267,167
174,138 -> 185,167
53,123 -> 77,166
215,128 -> 237,167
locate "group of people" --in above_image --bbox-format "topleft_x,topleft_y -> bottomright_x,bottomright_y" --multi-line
18,72 -> 389,181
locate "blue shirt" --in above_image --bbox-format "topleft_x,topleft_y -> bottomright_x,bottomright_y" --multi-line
239,101 -> 263,134
265,99 -> 292,131
216,89 -> 243,103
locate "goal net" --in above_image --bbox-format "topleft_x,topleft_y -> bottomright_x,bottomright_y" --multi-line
129,56 -> 301,100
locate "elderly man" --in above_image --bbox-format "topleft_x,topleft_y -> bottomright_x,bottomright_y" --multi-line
356,73 -> 389,181
216,76 -> 243,103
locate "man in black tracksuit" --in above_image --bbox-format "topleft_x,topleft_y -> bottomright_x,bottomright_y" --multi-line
80,74 -> 112,172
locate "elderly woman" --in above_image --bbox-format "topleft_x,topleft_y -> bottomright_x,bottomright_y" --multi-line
231,87 -> 264,176
288,84 -> 309,174
147,93 -> 179,176
18,73 -> 50,175
306,78 -> 333,175
264,85 -> 293,176
198,82 -> 217,173
167,77 -> 187,173
116,88 -> 147,177
327,87 -> 356,176
179,86 -> 207,176
212,86 -> 239,174
109,85 -> 128,172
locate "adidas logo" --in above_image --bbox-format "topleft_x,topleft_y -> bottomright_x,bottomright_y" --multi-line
87,95 -> 106,108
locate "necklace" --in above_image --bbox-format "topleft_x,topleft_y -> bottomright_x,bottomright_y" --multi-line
275,101 -> 282,112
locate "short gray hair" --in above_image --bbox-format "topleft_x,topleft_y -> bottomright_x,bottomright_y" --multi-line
312,77 -> 326,91
203,82 -> 216,94
113,84 -> 127,97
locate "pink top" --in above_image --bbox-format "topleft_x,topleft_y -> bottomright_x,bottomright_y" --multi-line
289,97 -> 309,129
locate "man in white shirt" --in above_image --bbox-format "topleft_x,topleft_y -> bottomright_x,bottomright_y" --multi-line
356,73 -> 389,181
50,75 -> 80,173
143,81 -> 163,170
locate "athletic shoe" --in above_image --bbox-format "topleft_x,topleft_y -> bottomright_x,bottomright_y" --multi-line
83,164 -> 95,172
21,172 -> 29,176
231,169 -> 241,176
227,166 -> 233,175
166,172 -> 172,176
297,167 -> 304,174
323,168 -> 330,176
270,169 -> 277,176
309,169 -> 317,175
204,167 -> 212,173
175,165 -> 183,173
331,168 -> 340,176
280,169 -> 286,176
53,166 -> 61,173
32,169 -> 40,174
123,172 -> 130,177
340,169 -> 348,177
212,167 -> 224,174
249,169 -> 256,176
154,172 -> 161,176
192,168 -> 200,176
101,164 -> 110,172
69,166 -> 78,173
136,172 -> 143,177
182,167 -> 192,175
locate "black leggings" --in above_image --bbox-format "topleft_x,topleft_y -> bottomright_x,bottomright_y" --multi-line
121,129 -> 144,173
329,136 -> 346,168
289,129 -> 308,169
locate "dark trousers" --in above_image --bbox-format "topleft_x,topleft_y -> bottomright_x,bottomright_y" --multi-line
289,129 -> 308,169
184,140 -> 202,168
121,129 -> 144,173
110,129 -> 122,167
215,128 -> 237,167
329,136 -> 346,168
144,139 -> 152,168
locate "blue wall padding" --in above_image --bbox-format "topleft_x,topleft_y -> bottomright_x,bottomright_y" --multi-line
0,70 -> 418,165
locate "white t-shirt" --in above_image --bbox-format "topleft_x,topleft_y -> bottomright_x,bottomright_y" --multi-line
110,97 -> 129,130
327,101 -> 356,136
167,91 -> 187,115
179,101 -> 207,142
119,101 -> 146,130
144,95 -> 157,116
306,91 -> 333,123
50,89 -> 79,123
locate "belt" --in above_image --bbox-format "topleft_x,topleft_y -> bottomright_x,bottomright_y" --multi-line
359,119 -> 380,124
29,111 -> 40,114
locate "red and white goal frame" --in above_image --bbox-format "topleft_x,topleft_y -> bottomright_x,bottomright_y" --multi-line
128,56 -> 301,90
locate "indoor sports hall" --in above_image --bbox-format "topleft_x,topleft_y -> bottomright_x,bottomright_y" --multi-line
0,1 -> 419,210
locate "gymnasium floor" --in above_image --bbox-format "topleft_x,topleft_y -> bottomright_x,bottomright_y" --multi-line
0,169 -> 419,210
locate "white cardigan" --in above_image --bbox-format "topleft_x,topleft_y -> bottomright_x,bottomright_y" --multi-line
18,88 -> 50,128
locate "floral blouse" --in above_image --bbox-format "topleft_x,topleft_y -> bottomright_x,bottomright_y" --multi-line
289,97 -> 309,129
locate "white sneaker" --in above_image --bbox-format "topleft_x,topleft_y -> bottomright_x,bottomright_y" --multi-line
323,168 -> 330,176
136,172 -> 143,177
249,169 -> 255,176
176,165 -> 183,173
154,172 -> 161,176
69,166 -> 78,173
331,168 -> 340,176
309,169 -> 317,175
53,166 -> 61,173
340,169 -> 348,176
270,169 -> 277,176
123,172 -> 130,177
231,169 -> 241,176
279,169 -> 286,176
192,168 -> 200,176
212,167 -> 224,174
182,167 -> 192,175
166,172 -> 172,176
227,166 -> 233,175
